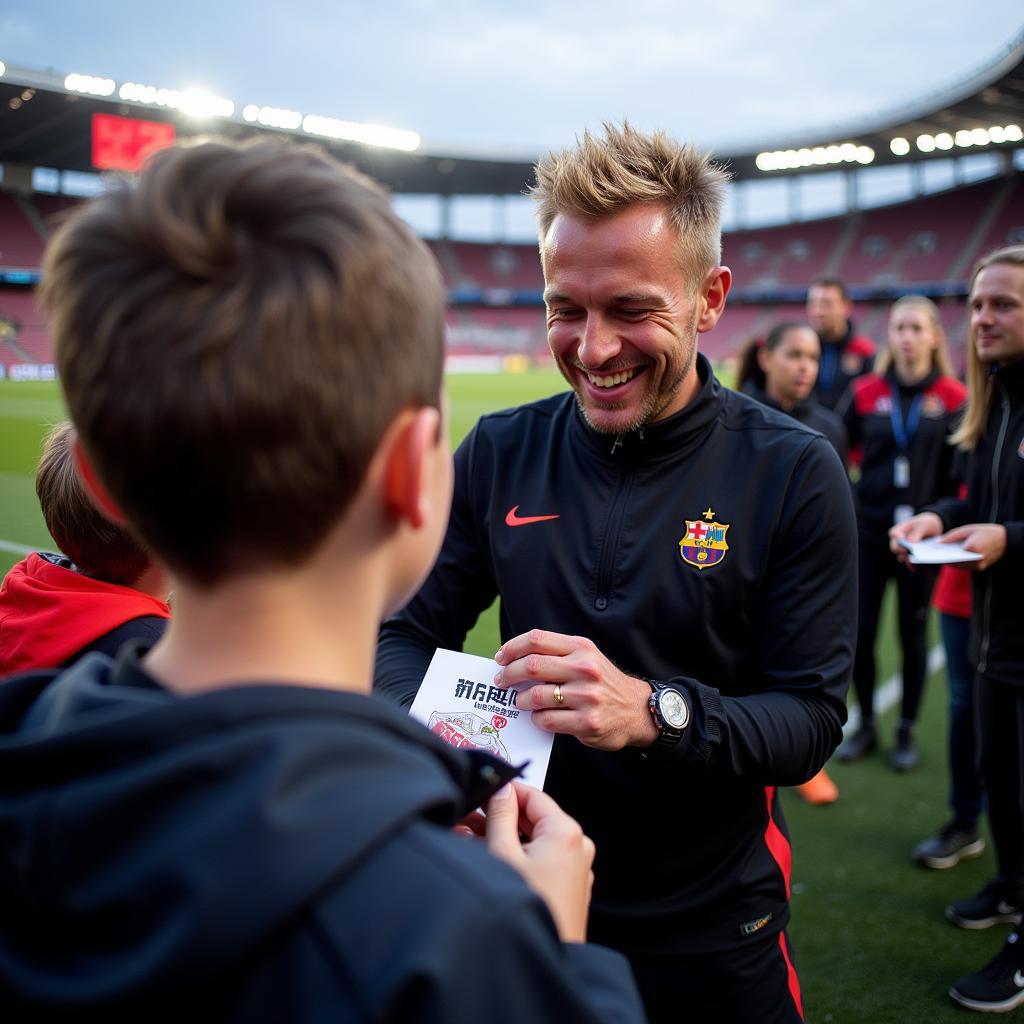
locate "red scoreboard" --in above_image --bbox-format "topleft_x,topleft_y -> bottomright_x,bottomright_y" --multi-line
91,113 -> 176,173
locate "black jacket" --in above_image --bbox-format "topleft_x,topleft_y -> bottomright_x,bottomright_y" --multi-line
815,324 -> 876,413
0,645 -> 644,1022
376,355 -> 857,956
927,359 -> 1024,689
843,369 -> 967,539
747,386 -> 849,465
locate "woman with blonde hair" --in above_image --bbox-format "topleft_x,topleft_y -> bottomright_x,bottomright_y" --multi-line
838,295 -> 966,771
892,246 -> 1024,1011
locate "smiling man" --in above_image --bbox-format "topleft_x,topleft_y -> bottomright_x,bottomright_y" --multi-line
376,124 -> 857,1024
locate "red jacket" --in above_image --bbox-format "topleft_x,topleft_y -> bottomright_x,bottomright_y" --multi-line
0,552 -> 170,675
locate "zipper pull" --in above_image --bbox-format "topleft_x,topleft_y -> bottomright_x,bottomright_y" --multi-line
610,435 -> 623,455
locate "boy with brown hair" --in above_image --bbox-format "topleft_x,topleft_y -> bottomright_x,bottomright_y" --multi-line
0,139 -> 644,1022
0,420 -> 169,674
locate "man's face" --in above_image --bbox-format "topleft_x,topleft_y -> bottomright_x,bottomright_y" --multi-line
806,285 -> 850,341
541,204 -> 718,435
971,263 -> 1024,366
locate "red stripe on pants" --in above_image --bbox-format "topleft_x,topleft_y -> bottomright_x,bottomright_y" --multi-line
778,931 -> 804,1020
763,786 -> 792,898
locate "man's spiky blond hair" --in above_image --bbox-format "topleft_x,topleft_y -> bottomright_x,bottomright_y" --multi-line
531,122 -> 730,283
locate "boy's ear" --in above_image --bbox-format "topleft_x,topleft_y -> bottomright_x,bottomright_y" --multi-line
71,433 -> 130,526
383,406 -> 442,530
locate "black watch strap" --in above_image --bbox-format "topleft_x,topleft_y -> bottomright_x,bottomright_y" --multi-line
646,681 -> 689,755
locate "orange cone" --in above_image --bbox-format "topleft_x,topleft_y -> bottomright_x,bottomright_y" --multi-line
795,769 -> 838,806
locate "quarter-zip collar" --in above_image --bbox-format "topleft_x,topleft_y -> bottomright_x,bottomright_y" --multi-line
571,353 -> 723,464
991,356 -> 1024,398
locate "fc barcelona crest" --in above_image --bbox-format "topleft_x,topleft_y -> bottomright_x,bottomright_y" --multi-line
679,507 -> 730,571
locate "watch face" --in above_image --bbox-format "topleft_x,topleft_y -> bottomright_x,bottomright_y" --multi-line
658,688 -> 689,730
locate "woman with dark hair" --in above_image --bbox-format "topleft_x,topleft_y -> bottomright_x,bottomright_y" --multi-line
840,296 -> 966,771
736,322 -> 848,464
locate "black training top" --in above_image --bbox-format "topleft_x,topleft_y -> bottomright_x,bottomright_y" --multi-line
376,354 -> 857,956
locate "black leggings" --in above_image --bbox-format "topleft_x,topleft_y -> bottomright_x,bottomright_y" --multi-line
977,676 -> 1024,896
853,535 -> 936,726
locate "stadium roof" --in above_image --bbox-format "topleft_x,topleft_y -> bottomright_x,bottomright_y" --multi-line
1,30 -> 1022,195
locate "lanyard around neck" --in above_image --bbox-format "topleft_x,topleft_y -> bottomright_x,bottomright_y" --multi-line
890,391 -> 924,452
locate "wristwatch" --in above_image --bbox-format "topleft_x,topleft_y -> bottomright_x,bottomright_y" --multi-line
646,681 -> 690,755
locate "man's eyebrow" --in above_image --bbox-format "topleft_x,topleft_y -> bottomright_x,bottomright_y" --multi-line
611,292 -> 664,305
542,290 -> 667,305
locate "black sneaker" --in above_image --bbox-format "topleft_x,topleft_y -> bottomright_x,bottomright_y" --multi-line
891,726 -> 918,772
947,879 -> 1024,930
914,822 -> 985,870
837,723 -> 876,763
950,932 -> 1024,1012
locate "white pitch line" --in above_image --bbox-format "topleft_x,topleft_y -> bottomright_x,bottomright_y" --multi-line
0,539 -> 34,556
842,645 -> 947,737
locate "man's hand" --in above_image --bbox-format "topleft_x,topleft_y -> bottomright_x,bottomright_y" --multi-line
485,782 -> 594,943
941,523 -> 1008,571
493,629 -> 659,750
889,511 -> 943,563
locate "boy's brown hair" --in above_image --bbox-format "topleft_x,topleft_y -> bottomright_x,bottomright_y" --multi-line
40,138 -> 446,587
36,421 -> 151,585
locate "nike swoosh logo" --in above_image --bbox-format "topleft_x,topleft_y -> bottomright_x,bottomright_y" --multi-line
1015,970 -> 1024,988
505,505 -> 560,527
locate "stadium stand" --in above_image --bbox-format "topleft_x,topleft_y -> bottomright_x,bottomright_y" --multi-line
0,192 -> 45,269
1,172 -> 1022,370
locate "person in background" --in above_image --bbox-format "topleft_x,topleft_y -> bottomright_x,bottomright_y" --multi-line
805,277 -> 876,412
838,295 -> 966,771
735,322 -> 849,465
913,551 -> 985,869
735,321 -> 849,806
0,420 -> 170,675
892,245 -> 1024,1013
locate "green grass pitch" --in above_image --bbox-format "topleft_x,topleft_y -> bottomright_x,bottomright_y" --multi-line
0,372 -> 1002,1023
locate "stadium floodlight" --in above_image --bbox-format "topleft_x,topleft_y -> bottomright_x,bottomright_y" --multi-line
825,145 -> 842,162
856,146 -> 875,164
934,133 -> 954,151
970,128 -> 990,146
1006,125 -> 1024,142
839,143 -> 858,162
890,137 -> 910,156
242,104 -> 259,122
988,126 -> 1006,144
178,88 -> 235,120
955,130 -> 974,148
65,73 -> 116,97
301,114 -> 420,152
0,61 -> 6,78
812,146 -> 829,165
256,105 -> 303,130
916,134 -> 936,153
755,152 -> 776,171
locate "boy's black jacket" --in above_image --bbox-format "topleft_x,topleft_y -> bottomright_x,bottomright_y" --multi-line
377,355 -> 857,955
0,645 -> 644,1022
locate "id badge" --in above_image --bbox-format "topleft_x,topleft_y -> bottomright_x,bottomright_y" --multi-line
893,455 -> 910,489
894,504 -> 914,525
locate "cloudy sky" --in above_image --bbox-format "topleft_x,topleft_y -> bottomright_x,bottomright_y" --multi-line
2,1 -> 1023,156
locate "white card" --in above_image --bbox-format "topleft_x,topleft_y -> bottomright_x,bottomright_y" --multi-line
410,648 -> 554,790
897,539 -> 983,565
